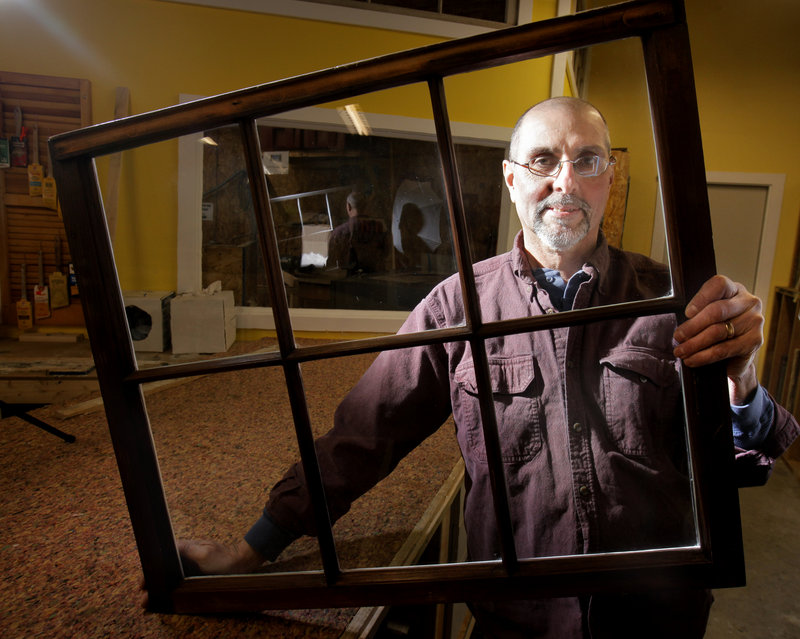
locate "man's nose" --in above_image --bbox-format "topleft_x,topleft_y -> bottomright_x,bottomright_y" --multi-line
551,160 -> 578,193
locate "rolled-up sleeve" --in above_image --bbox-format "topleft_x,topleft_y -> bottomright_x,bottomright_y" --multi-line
733,390 -> 800,486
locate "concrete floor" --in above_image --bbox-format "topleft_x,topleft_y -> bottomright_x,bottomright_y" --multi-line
705,459 -> 800,638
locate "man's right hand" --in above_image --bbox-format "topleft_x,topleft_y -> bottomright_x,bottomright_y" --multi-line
140,539 -> 265,610
178,539 -> 266,576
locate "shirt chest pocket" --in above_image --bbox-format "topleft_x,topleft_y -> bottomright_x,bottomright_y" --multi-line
600,348 -> 681,458
454,354 -> 543,464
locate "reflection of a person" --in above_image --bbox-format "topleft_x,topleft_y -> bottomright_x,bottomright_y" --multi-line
395,202 -> 431,271
327,191 -> 387,274
168,99 -> 799,637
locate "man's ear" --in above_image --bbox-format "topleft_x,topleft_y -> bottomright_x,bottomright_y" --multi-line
502,160 -> 516,202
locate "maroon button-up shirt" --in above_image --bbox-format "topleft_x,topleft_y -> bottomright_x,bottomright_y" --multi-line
265,232 -> 799,637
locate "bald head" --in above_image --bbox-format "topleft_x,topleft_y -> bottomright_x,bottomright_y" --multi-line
502,97 -> 616,269
509,97 -> 611,162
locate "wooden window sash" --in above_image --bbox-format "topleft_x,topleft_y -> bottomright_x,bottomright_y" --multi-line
50,0 -> 744,615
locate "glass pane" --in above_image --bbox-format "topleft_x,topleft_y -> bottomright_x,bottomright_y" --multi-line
453,142 -> 507,264
301,353 -> 463,570
95,134 -> 281,366
252,85 -> 462,316
442,41 -> 670,315
464,321 -> 695,564
200,124 -> 268,308
433,43 -> 696,560
146,365 -> 313,561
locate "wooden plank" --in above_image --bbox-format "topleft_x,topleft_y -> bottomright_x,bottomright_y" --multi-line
341,460 -> 465,639
53,376 -> 197,419
5,192 -> 63,208
1,113 -> 83,133
0,377 -> 99,405
0,71 -> 87,91
0,99 -> 83,120
4,167 -> 34,193
54,156 -> 183,609
430,72 -> 518,570
763,290 -> 789,392
601,148 -> 630,248
455,613 -> 476,639
0,159 -> 9,328
104,87 -> 130,240
642,11 -> 746,589
0,358 -> 95,377
17,331 -> 82,343
780,298 -> 800,407
0,84 -> 84,104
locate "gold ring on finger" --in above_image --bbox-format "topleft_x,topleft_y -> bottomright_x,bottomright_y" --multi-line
724,320 -> 735,340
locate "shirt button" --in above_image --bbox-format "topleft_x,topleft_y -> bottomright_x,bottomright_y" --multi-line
545,307 -> 557,314
572,422 -> 582,433
579,485 -> 591,499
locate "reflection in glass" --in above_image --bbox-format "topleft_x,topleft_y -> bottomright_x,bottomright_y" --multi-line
261,125 -> 460,312
199,125 -> 262,307
199,108 -> 506,313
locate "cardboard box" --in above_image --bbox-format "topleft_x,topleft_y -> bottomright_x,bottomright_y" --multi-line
123,291 -> 174,352
170,289 -> 236,354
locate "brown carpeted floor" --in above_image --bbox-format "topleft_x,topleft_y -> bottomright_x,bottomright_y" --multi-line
0,337 -> 461,638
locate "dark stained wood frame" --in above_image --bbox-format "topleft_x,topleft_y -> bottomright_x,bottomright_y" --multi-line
49,0 -> 744,615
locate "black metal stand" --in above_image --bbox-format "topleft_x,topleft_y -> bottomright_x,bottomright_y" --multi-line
0,400 -> 76,443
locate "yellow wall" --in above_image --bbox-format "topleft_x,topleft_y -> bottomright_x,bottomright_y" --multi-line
0,0 -> 556,292
584,36 -> 655,257
689,0 -> 799,306
2,0 -> 797,321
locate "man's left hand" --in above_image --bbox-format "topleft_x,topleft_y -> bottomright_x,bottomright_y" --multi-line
673,274 -> 763,404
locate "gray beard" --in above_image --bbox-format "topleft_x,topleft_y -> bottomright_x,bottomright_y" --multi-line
531,194 -> 592,251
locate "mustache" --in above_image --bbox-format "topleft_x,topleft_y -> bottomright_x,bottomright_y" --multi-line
535,194 -> 591,216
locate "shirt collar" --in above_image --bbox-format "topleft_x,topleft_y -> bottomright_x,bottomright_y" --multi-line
511,229 -> 611,295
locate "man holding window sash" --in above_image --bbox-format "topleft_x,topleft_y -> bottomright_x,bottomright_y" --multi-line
173,98 -> 799,638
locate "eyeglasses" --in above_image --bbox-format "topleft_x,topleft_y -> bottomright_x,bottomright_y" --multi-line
509,154 -> 616,178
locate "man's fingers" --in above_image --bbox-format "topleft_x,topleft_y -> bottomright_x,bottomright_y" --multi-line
683,274 -> 738,319
674,321 -> 732,364
675,279 -> 761,344
139,576 -> 149,610
674,305 -> 763,374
